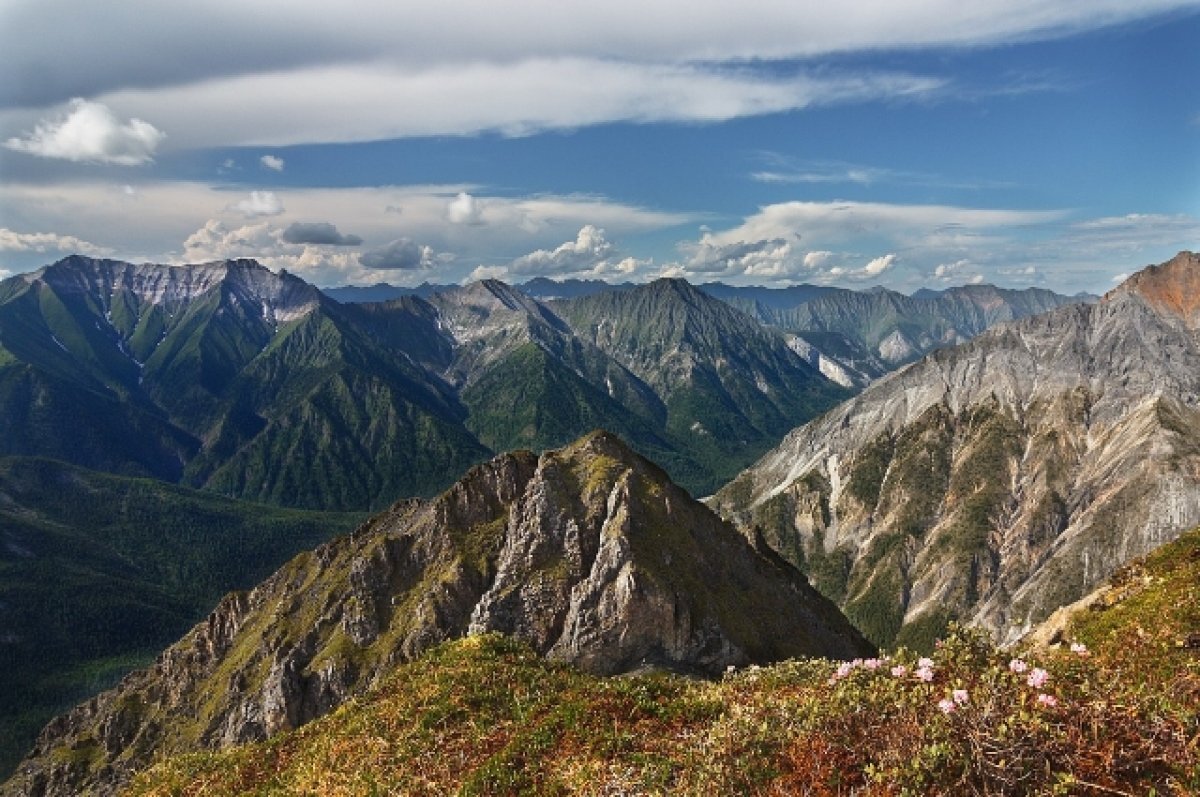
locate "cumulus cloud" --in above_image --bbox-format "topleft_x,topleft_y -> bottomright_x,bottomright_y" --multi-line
0,179 -> 692,281
182,220 -> 277,260
933,259 -> 974,281
359,238 -> 436,270
863,253 -> 896,277
260,154 -> 285,171
178,218 -> 379,286
446,192 -> 485,225
232,190 -> 284,217
680,235 -> 798,277
3,99 -> 163,165
0,227 -> 112,256
663,199 -> 1074,286
503,225 -> 645,279
281,222 -> 362,246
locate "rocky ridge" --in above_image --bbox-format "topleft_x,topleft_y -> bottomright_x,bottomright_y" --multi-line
738,282 -> 1089,386
714,252 -> 1200,649
3,431 -> 871,797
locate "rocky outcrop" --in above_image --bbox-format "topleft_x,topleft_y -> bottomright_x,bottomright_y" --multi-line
4,431 -> 871,797
714,252 -> 1200,650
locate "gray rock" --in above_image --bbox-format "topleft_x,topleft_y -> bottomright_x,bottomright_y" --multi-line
715,252 -> 1200,648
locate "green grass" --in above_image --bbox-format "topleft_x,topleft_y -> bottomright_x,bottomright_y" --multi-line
126,621 -> 1199,797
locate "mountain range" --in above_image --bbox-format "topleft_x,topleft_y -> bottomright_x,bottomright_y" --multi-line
328,276 -> 1088,389
5,250 -> 1187,795
0,257 -> 864,504
714,251 -> 1200,650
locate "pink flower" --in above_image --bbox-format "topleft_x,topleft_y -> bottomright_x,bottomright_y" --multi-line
918,657 -> 934,669
937,697 -> 956,714
863,658 -> 882,670
952,689 -> 969,705
1036,693 -> 1058,707
1026,668 -> 1050,689
890,665 -> 908,678
1070,642 -> 1089,656
1008,658 -> 1028,674
835,661 -> 855,679
915,666 -> 934,682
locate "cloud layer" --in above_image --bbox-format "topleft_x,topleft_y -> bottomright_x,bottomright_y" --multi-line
4,1 -> 1197,110
3,177 -> 1197,293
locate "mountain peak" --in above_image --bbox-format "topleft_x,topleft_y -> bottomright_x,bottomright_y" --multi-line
644,276 -> 704,299
33,256 -> 320,322
9,431 -> 871,794
1107,251 -> 1200,328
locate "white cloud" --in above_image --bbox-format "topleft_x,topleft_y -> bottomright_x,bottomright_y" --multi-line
502,225 -> 648,279
666,200 -> 1065,285
182,219 -> 277,260
446,192 -> 485,225
705,201 -> 1063,249
12,61 -> 941,150
260,154 -> 285,171
3,99 -> 163,165
4,1 -> 1193,113
804,251 -> 834,269
680,235 -> 798,277
0,180 -> 692,280
466,265 -> 510,282
0,227 -> 112,256
232,190 -> 284,217
863,253 -> 896,277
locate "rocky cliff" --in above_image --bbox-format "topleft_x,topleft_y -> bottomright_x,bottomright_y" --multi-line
713,252 -> 1200,650
4,431 -> 871,797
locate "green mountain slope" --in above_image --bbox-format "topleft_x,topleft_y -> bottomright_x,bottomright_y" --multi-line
555,278 -> 850,491
0,456 -> 363,779
0,258 -> 491,510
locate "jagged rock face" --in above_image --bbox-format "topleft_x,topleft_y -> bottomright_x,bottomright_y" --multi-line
35,255 -> 320,323
4,431 -> 871,797
1110,250 -> 1200,329
713,252 -> 1200,651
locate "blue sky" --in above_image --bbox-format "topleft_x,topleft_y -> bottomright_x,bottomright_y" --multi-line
0,1 -> 1197,293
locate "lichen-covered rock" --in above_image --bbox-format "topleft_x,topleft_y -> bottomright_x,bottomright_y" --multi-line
3,431 -> 871,797
714,252 -> 1200,650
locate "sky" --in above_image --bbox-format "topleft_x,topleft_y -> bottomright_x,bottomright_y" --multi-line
0,1 -> 1198,294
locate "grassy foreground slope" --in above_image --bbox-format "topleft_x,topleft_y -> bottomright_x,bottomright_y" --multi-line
130,529 -> 1200,796
0,457 -> 364,778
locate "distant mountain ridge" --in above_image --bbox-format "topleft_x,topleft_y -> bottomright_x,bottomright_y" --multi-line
714,251 -> 1200,650
325,276 -> 1088,390
3,432 -> 873,796
0,257 -> 847,502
